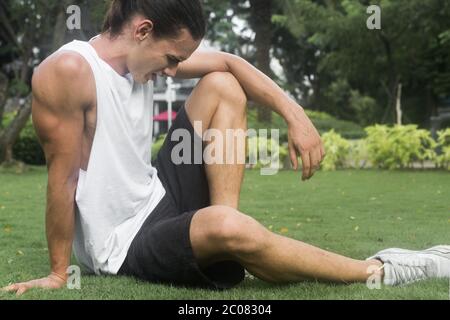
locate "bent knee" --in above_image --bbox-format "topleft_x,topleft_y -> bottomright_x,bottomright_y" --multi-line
199,72 -> 247,107
193,205 -> 268,255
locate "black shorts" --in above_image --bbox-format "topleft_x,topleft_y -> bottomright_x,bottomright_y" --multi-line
117,106 -> 245,289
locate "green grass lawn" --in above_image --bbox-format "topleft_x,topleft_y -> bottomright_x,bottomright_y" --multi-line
0,167 -> 449,300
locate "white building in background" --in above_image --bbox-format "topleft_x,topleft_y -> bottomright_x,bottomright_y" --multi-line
153,76 -> 199,138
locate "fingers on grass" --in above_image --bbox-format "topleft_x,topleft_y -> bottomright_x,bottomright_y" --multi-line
2,283 -> 18,292
16,286 -> 28,296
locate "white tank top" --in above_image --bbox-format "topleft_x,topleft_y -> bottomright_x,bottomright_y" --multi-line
58,40 -> 166,275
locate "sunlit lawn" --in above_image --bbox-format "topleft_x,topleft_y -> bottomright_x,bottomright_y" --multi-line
0,166 -> 449,300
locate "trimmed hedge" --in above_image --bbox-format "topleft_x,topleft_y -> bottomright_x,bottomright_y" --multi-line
246,108 -> 366,142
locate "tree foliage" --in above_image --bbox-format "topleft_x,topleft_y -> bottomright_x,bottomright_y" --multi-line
274,0 -> 450,126
0,0 -> 106,164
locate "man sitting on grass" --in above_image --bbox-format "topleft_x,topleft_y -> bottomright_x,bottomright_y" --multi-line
2,0 -> 449,296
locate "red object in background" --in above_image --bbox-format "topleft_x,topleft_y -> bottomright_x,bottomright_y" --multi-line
153,111 -> 178,121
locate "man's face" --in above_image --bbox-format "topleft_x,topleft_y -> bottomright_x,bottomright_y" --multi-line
127,26 -> 201,84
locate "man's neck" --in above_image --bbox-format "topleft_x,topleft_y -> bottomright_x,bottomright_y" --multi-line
89,34 -> 129,76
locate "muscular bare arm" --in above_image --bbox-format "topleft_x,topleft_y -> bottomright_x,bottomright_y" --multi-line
176,50 -> 326,181
2,52 -> 94,295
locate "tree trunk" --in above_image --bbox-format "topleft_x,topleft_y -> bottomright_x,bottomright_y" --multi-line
52,1 -> 69,52
310,74 -> 321,111
20,45 -> 32,85
379,32 -> 398,124
426,86 -> 438,117
0,71 -> 8,131
249,0 -> 274,123
395,83 -> 402,125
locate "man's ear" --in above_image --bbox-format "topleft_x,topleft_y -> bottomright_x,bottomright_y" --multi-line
135,19 -> 154,42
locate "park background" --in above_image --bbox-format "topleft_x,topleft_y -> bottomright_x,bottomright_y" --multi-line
0,0 -> 449,299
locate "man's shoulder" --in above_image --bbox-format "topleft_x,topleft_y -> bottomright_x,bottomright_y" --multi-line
33,51 -> 93,90
32,51 -> 95,109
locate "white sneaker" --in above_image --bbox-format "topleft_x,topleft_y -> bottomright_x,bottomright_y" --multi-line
367,245 -> 450,286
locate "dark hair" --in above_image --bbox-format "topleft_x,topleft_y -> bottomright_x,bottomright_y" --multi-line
102,0 -> 206,40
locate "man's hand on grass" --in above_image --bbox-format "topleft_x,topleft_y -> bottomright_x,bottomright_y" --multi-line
1,272 -> 66,296
287,108 -> 326,181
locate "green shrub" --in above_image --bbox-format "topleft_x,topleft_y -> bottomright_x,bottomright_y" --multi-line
12,136 -> 46,165
246,135 -> 288,170
2,112 -> 46,165
15,119 -> 45,165
347,139 -> 369,169
321,130 -> 351,171
436,128 -> 450,170
313,118 -> 366,139
321,125 -> 443,171
364,125 -> 437,169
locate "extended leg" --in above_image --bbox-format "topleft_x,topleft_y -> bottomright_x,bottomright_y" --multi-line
190,205 -> 383,283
